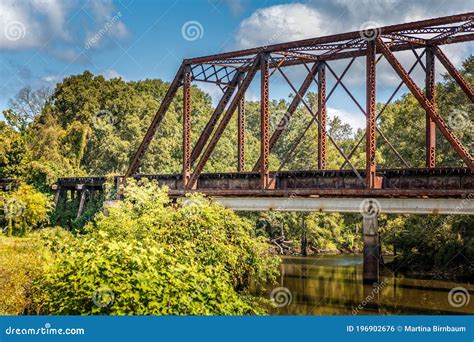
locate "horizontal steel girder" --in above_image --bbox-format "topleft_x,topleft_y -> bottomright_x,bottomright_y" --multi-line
209,197 -> 474,214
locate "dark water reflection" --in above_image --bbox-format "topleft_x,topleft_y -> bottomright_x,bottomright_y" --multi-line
257,255 -> 474,315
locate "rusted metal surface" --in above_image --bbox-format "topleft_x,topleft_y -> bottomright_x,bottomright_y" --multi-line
425,46 -> 436,168
434,46 -> 474,102
376,38 -> 473,171
182,66 -> 192,188
237,73 -> 246,172
184,13 -> 473,65
190,71 -> 241,165
252,62 -> 319,172
260,53 -> 270,188
125,64 -> 185,177
317,62 -> 327,170
58,167 -> 474,199
366,40 -> 377,188
107,14 -> 472,198
187,56 -> 261,189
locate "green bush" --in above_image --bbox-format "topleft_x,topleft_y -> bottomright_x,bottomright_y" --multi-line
0,184 -> 51,236
0,231 -> 56,314
36,180 -> 279,315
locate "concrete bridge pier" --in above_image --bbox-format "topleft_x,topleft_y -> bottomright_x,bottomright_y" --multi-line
362,213 -> 380,284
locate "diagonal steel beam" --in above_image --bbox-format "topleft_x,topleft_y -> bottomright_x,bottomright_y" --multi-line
325,63 -> 410,168
237,73 -> 246,172
190,71 -> 242,165
187,57 -> 261,189
276,66 -> 363,180
252,62 -> 319,171
376,37 -> 473,171
182,66 -> 192,188
340,52 -> 426,169
434,46 -> 474,101
252,58 -> 357,172
125,63 -> 185,178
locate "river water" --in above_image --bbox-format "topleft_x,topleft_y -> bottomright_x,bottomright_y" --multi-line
257,255 -> 473,315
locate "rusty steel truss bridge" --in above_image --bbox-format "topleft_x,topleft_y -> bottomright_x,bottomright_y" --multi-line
49,13 -> 473,210
3,13 -> 474,283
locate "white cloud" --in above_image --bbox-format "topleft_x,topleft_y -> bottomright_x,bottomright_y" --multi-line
328,106 -> 365,131
101,69 -> 125,80
42,74 -> 61,83
235,4 -> 330,49
0,0 -> 129,56
234,1 -> 473,89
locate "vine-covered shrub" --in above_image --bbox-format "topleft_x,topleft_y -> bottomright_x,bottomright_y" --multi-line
36,180 -> 279,315
0,184 -> 51,236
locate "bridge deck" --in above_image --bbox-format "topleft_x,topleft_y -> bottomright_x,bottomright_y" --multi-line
56,167 -> 473,198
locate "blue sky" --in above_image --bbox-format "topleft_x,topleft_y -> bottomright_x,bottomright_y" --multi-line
1,0 -> 473,131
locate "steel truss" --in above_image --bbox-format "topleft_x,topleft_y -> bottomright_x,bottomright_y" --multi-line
125,13 -> 474,192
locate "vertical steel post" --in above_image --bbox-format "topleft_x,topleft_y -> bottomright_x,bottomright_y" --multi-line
237,73 -> 246,172
260,53 -> 270,188
366,40 -> 377,188
317,62 -> 327,170
182,65 -> 192,188
426,47 -> 436,168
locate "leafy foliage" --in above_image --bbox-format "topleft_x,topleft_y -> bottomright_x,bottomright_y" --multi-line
0,184 -> 51,236
35,180 -> 279,315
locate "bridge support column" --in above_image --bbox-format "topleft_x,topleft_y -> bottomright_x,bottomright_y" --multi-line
317,62 -> 326,170
425,46 -> 436,168
366,40 -> 377,188
362,213 -> 380,284
260,53 -> 270,189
